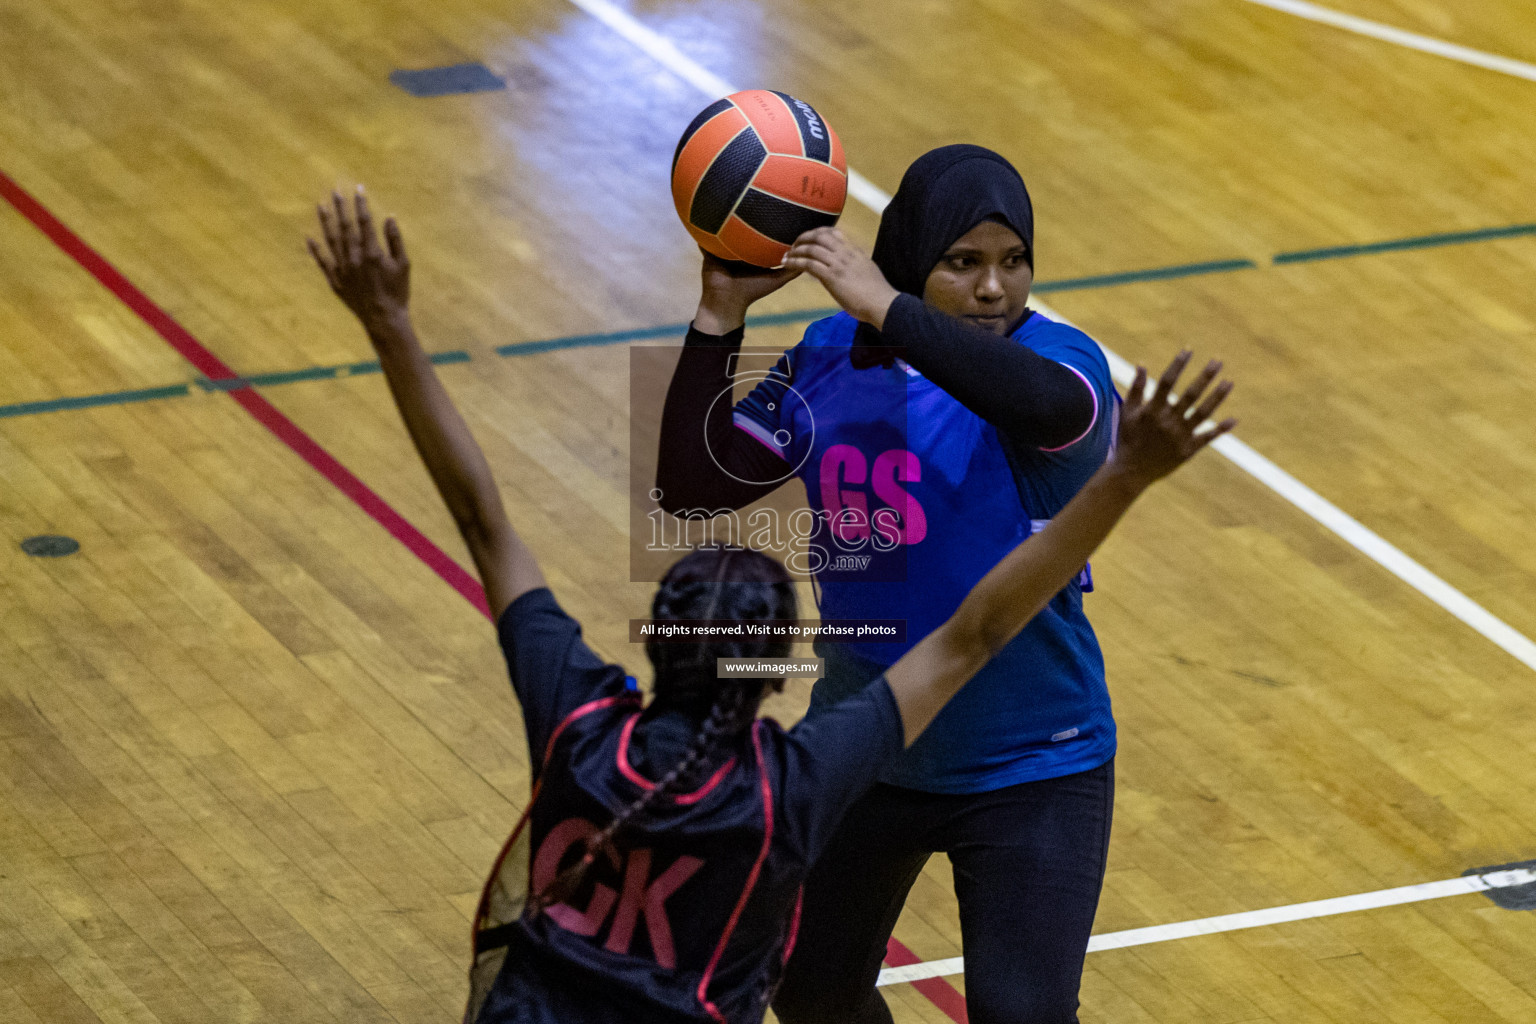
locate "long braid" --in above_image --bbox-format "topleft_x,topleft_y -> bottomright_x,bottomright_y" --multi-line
526,547 -> 793,918
526,685 -> 760,915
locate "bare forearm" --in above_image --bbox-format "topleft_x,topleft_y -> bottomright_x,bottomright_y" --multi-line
367,316 -> 546,613
367,314 -> 503,528
692,295 -> 750,335
888,463 -> 1146,742
309,191 -> 547,618
883,349 -> 1235,744
965,464 -> 1143,652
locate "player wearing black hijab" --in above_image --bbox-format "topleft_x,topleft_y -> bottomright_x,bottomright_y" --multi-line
656,146 -> 1126,1023
311,181 -> 1234,1024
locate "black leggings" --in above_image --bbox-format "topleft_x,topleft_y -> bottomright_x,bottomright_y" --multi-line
772,760 -> 1114,1024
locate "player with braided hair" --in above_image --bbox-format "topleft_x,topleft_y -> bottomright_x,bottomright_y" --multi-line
530,548 -> 790,917
308,189 -> 1235,1024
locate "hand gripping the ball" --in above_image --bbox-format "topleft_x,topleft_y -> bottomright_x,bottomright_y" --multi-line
693,249 -> 802,335
783,227 -> 901,330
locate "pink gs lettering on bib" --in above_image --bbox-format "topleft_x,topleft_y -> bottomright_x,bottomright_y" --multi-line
818,445 -> 927,547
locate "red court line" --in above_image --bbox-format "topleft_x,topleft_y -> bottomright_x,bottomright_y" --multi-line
0,169 -> 490,619
3,166 -> 972,1023
886,937 -> 969,1023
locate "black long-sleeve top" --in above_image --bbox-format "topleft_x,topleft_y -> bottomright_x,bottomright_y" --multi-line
653,294 -> 1096,515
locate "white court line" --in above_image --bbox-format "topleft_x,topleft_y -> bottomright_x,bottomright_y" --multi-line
562,0 -> 1536,978
563,0 -> 892,212
563,0 -> 1536,676
877,866 -> 1536,985
1242,0 -> 1536,84
1096,352 -> 1536,672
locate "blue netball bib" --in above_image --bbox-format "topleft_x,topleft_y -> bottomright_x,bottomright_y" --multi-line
735,310 -> 1121,792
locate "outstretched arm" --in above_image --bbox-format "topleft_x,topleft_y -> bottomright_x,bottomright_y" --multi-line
308,188 -> 545,620
884,351 -> 1237,744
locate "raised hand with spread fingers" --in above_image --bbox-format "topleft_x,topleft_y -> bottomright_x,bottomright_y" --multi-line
1112,350 -> 1237,487
308,187 -> 544,618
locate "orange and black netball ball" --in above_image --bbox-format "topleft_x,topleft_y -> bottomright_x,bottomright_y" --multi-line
671,89 -> 848,267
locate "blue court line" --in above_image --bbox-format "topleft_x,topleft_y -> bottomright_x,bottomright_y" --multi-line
5,220 -> 1533,422
1273,223 -> 1536,264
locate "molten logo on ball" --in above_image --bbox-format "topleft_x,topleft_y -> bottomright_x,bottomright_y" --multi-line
671,89 -> 848,267
791,98 -> 826,141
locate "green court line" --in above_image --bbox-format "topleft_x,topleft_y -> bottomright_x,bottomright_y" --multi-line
5,221 -> 1533,422
193,377 -> 243,392
744,307 -> 841,327
495,323 -> 692,356
492,308 -> 844,357
1034,258 -> 1257,292
1274,223 -> 1536,263
247,366 -> 343,387
191,366 -> 336,390
191,351 -> 470,391
0,383 -> 192,418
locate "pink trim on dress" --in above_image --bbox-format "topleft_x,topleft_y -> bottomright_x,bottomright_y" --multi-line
615,713 -> 739,803
732,413 -> 790,457
782,887 -> 804,964
545,694 -> 639,763
472,693 -> 640,941
697,721 -> 776,1022
1038,363 -> 1100,453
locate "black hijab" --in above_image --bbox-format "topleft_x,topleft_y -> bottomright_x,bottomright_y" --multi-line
853,144 -> 1035,368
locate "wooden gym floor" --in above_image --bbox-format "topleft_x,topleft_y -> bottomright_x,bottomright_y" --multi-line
3,0 -> 1536,1021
